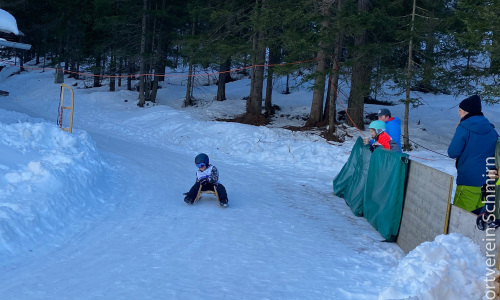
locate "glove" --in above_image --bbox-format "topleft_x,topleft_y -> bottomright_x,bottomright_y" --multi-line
369,144 -> 379,153
199,177 -> 210,186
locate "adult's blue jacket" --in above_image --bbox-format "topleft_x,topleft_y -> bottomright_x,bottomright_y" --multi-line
448,115 -> 498,186
385,117 -> 402,148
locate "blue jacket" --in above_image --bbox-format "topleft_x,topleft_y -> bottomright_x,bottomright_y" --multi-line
385,117 -> 402,148
448,115 -> 498,186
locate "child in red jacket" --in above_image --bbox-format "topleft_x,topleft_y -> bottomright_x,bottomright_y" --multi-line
363,120 -> 401,152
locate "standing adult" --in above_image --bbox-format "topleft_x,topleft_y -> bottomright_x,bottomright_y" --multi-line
378,108 -> 402,149
448,95 -> 499,211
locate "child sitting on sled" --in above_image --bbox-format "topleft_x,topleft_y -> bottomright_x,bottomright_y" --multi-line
363,120 -> 401,152
184,153 -> 229,207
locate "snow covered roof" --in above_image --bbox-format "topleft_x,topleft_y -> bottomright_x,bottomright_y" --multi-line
0,9 -> 20,35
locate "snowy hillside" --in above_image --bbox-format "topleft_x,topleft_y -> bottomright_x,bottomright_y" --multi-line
0,61 -> 497,299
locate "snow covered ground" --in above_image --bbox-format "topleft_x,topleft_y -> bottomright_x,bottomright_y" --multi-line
0,60 -> 498,299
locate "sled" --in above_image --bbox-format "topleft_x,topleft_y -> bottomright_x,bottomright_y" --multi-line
195,185 -> 220,203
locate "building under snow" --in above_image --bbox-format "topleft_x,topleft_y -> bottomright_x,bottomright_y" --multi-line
0,9 -> 31,50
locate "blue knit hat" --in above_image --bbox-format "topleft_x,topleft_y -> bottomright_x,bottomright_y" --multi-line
459,95 -> 482,114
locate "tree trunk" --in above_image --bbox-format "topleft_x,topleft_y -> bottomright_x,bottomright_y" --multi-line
184,21 -> 196,107
305,0 -> 331,127
247,36 -> 265,115
347,0 -> 371,130
184,61 -> 194,106
174,45 -> 180,68
403,0 -> 417,150
328,55 -> 342,135
118,57 -> 123,87
247,0 -> 265,115
138,0 -> 148,107
348,66 -> 370,130
93,55 -> 101,87
110,54 -> 116,92
324,77 -> 331,122
146,2 -> 156,103
70,61 -> 80,80
151,71 -> 159,103
156,6 -> 166,85
328,0 -> 344,134
285,74 -> 290,94
19,52 -> 25,72
217,57 -> 231,101
306,53 -> 327,126
264,46 -> 279,115
149,8 -> 161,104
68,60 -> 77,79
127,57 -> 133,91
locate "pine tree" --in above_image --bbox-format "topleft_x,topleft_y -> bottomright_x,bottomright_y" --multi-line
453,0 -> 500,101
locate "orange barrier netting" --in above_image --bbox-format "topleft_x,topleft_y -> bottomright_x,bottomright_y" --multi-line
0,57 -> 322,79
1,57 -> 446,160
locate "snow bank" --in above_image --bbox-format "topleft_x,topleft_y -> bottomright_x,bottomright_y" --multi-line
379,233 -> 492,300
0,118 -> 111,258
154,117 -> 351,171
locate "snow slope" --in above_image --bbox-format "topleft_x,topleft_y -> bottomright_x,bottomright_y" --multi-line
0,61 -> 496,299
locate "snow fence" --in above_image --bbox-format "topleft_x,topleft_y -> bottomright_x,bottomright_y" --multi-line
333,137 -> 500,264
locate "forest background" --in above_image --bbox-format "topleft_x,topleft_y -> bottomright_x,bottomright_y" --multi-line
1,0 -> 499,150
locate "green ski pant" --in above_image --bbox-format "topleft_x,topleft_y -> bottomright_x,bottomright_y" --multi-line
453,185 -> 483,212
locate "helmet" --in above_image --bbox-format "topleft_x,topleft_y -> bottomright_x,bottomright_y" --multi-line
195,153 -> 209,167
369,120 -> 386,134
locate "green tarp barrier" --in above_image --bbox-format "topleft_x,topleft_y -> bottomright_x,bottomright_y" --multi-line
332,137 -> 409,241
363,147 -> 409,241
332,137 -> 372,216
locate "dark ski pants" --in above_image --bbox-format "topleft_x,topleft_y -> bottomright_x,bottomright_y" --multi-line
186,182 -> 228,203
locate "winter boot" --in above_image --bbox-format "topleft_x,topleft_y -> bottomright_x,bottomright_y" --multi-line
219,198 -> 228,208
184,195 -> 194,205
